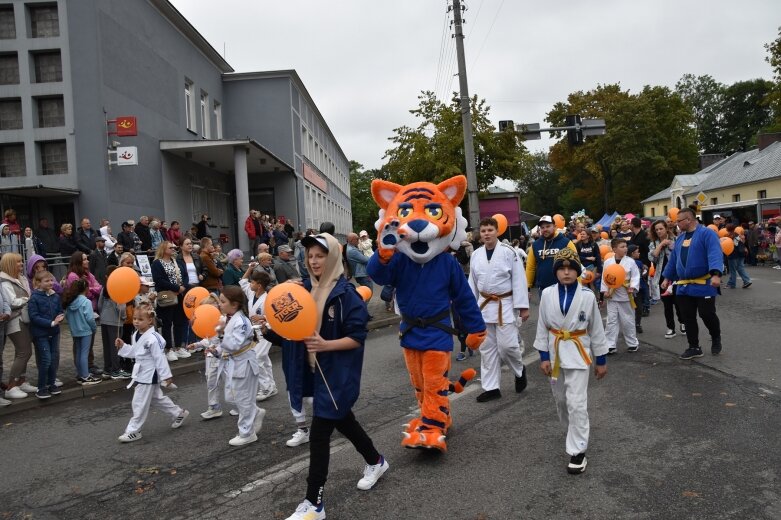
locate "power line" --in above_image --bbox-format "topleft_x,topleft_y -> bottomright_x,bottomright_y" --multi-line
469,0 -> 505,73
433,0 -> 450,99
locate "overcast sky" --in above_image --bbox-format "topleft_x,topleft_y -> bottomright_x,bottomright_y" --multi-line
170,0 -> 779,186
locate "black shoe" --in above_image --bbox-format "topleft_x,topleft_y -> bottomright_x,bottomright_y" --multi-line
742,282 -> 752,289
476,389 -> 502,402
49,385 -> 62,395
568,452 -> 587,474
515,370 -> 527,393
680,347 -> 703,360
711,338 -> 722,356
627,345 -> 639,352
680,323 -> 686,334
635,325 -> 643,334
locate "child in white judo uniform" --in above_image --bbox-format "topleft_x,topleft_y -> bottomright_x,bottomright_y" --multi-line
115,304 -> 189,442
600,239 -> 640,354
216,285 -> 265,447
535,249 -> 608,474
239,267 -> 278,402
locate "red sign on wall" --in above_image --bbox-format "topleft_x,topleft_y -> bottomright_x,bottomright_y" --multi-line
115,116 -> 138,136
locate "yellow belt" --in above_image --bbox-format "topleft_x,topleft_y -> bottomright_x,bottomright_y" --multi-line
222,341 -> 257,359
674,275 -> 710,285
548,328 -> 590,379
479,291 -> 513,326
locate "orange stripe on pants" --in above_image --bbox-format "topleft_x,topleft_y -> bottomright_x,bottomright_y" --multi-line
403,348 -> 451,431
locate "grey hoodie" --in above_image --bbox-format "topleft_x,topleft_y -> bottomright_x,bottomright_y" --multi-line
0,223 -> 19,254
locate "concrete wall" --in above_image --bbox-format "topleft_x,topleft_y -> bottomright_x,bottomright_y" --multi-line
699,178 -> 781,207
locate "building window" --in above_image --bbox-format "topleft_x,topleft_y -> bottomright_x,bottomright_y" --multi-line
758,190 -> 767,199
0,98 -> 22,130
200,91 -> 209,138
663,205 -> 667,215
0,53 -> 19,84
29,4 -> 59,38
711,198 -> 718,205
651,207 -> 656,217
0,143 -> 25,177
0,6 -> 15,39
40,140 -> 67,175
32,51 -> 62,83
732,194 -> 740,202
36,96 -> 64,127
213,101 -> 222,139
184,79 -> 196,131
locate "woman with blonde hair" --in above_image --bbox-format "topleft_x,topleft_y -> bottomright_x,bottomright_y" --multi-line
58,223 -> 78,257
0,253 -> 36,398
151,241 -> 188,361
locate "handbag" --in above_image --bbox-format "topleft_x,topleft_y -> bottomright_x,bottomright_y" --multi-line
157,290 -> 178,308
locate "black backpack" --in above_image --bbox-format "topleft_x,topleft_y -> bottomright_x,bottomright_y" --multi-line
455,244 -> 470,266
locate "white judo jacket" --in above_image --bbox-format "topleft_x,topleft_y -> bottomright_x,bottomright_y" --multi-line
239,279 -> 272,354
118,328 -> 172,386
600,256 -> 640,302
468,242 -> 529,325
534,284 -> 608,370
216,310 -> 258,383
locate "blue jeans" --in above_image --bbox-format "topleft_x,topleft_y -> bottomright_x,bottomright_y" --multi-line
73,335 -> 91,379
727,257 -> 751,287
33,334 -> 60,391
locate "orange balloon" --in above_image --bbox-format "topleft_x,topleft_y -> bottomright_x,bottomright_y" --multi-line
668,207 -> 679,221
734,226 -> 744,236
707,224 -> 718,233
192,304 -> 222,338
599,244 -> 611,259
492,213 -> 508,235
718,228 -> 729,238
720,237 -> 735,255
106,266 -> 140,304
649,263 -> 656,277
603,263 -> 626,289
553,214 -> 565,229
604,252 -> 615,260
183,286 -> 210,319
263,282 -> 317,341
356,285 -> 372,302
600,231 -> 608,240
580,270 -> 595,284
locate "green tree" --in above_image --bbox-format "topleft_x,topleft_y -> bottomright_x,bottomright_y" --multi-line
349,160 -> 385,235
546,84 -> 699,215
764,26 -> 781,131
383,91 -> 527,190
720,79 -> 774,152
515,152 -> 563,216
675,74 -> 725,154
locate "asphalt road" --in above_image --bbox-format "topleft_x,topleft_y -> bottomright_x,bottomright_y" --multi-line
2,265 -> 780,520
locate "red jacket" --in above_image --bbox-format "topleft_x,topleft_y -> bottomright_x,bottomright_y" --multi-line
166,228 -> 182,245
244,216 -> 258,240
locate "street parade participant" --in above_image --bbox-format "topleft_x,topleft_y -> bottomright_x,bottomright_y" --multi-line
239,267 -> 278,402
115,303 -> 189,442
526,215 -> 577,295
367,175 -> 486,452
601,239 -> 640,354
535,248 -> 608,474
262,233 -> 387,520
468,217 -> 529,402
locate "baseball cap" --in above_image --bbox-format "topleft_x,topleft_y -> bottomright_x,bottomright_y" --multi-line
713,214 -> 722,219
301,234 -> 329,251
627,244 -> 639,254
539,215 -> 554,224
589,226 -> 600,233
121,221 -> 131,228
277,245 -> 293,253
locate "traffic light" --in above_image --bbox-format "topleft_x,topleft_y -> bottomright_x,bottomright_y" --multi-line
565,114 -> 583,146
498,120 -> 514,132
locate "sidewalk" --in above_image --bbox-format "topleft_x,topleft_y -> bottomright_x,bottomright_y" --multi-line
0,287 -> 400,416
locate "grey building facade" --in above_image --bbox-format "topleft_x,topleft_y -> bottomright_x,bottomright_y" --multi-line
0,0 -> 351,252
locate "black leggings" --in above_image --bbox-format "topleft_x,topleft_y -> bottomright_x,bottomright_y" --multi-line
676,295 -> 720,347
306,411 -> 381,507
662,294 -> 682,330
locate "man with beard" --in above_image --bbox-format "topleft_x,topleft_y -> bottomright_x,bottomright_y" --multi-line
526,215 -> 577,296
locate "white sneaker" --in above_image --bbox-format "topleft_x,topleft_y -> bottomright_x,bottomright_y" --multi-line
54,379 -> 63,387
19,382 -> 38,393
0,396 -> 11,406
5,386 -> 28,399
665,329 -> 677,339
256,386 -> 278,401
357,456 -> 389,490
285,500 -> 325,520
118,432 -> 143,443
254,407 -> 266,433
166,350 -> 178,362
286,428 -> 310,447
229,432 -> 258,446
229,409 -> 239,416
201,407 -> 223,420
175,347 -> 191,359
171,409 -> 189,429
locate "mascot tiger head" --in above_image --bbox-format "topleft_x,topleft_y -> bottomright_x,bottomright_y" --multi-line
371,175 -> 469,265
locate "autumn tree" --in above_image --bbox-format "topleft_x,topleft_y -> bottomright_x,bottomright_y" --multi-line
764,26 -> 781,132
516,152 -> 563,216
349,160 -> 386,235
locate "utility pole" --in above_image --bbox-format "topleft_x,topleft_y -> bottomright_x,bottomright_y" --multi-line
452,0 -> 480,229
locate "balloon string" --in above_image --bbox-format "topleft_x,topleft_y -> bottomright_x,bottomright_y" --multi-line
314,355 -> 338,411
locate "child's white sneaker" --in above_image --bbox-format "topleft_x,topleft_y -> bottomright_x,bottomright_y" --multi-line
254,407 -> 266,434
285,500 -> 325,520
357,456 -> 389,490
229,409 -> 239,416
118,432 -> 142,443
286,428 -> 310,447
174,347 -> 191,359
229,433 -> 258,446
256,386 -> 278,401
200,407 -> 223,420
166,350 -> 178,362
171,409 -> 189,429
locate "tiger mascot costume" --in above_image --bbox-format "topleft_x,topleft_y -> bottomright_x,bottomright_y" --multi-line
367,175 -> 486,452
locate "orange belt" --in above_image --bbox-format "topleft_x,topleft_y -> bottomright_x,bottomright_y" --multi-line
548,328 -> 590,379
479,291 -> 513,326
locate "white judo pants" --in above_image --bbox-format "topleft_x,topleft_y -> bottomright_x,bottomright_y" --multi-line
205,355 -> 223,409
551,368 -> 590,456
125,383 -> 183,434
605,300 -> 638,349
480,322 -> 524,391
289,394 -> 313,425
255,340 -> 276,393
224,371 -> 259,438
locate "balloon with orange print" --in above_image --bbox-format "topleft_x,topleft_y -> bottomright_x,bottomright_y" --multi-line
603,263 -> 626,289
183,286 -> 209,319
263,282 -> 317,341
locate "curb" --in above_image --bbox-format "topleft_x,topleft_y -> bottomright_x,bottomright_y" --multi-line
0,315 -> 401,417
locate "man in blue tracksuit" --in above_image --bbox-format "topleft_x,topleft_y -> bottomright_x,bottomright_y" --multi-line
661,208 -> 723,359
526,215 -> 578,296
